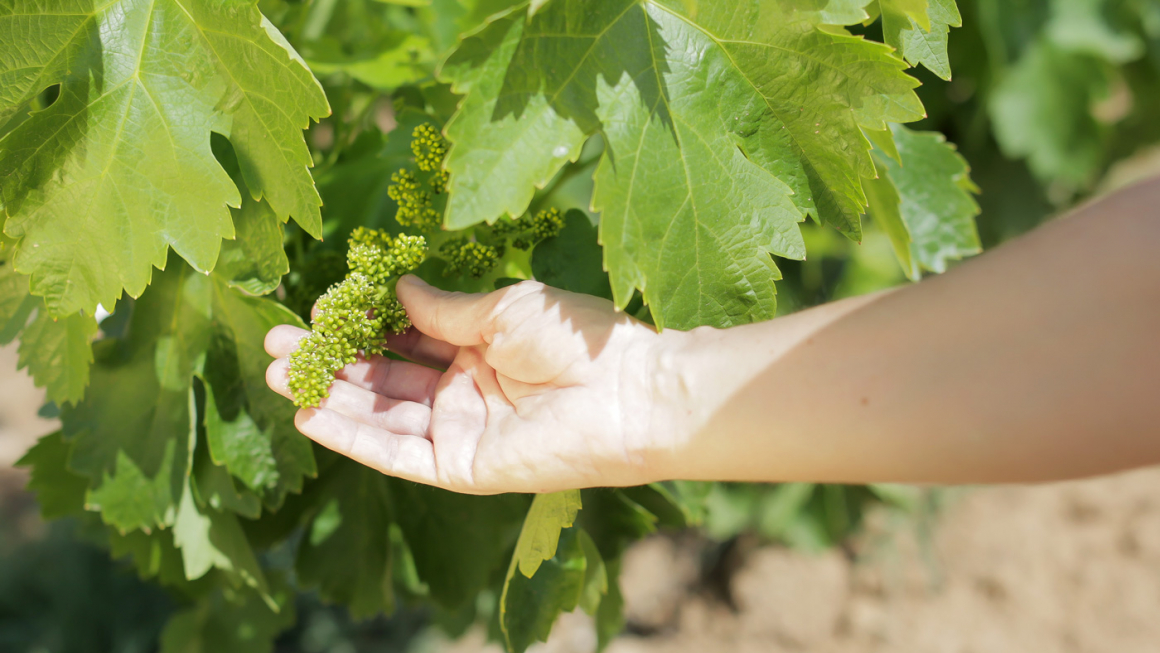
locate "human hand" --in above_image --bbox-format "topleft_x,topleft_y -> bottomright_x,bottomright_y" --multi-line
265,276 -> 672,494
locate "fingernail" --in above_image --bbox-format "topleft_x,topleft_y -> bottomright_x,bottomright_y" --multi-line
398,274 -> 429,288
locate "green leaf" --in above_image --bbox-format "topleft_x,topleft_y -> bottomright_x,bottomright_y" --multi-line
755,482 -> 816,539
595,557 -> 625,649
576,529 -> 608,615
215,196 -> 289,296
868,482 -> 923,512
159,584 -> 296,653
192,441 -> 262,519
863,162 -> 913,275
988,40 -> 1108,185
64,260 -> 312,532
512,490 -> 582,578
15,431 -> 89,520
304,34 -> 434,89
0,257 -> 95,400
173,480 -> 270,596
440,0 -> 924,329
0,0 -> 328,317
577,489 -> 656,559
17,307 -> 97,405
108,526 -> 196,589
499,526 -> 589,653
531,209 -> 612,298
881,0 -> 961,80
202,274 -> 316,508
1046,0 -> 1144,64
646,480 -> 710,526
296,459 -> 394,619
391,480 -> 529,607
868,125 -> 980,278
70,357 -> 194,532
620,482 -> 703,529
797,0 -> 875,26
879,0 -> 930,32
0,256 -> 32,335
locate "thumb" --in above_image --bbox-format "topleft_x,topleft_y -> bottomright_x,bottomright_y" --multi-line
395,275 -> 501,346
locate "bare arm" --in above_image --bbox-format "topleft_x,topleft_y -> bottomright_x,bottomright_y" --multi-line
264,177 -> 1160,492
653,176 -> 1160,484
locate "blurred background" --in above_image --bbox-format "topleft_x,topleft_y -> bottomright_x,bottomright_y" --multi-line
4,0 -> 1160,651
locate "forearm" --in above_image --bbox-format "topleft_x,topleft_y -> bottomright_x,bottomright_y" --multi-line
647,177 -> 1160,485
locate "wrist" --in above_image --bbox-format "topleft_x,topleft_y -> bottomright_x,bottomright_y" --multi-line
633,324 -> 723,483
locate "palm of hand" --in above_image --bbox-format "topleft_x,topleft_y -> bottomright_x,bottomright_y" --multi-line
266,279 -> 660,494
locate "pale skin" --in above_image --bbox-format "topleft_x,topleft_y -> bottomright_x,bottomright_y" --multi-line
265,176 -> 1160,495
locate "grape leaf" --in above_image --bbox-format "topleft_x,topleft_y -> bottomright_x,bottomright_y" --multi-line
304,34 -> 434,89
881,0 -> 961,80
296,459 -> 395,619
800,0 -> 875,26
513,490 -> 582,578
214,196 -> 289,296
15,431 -> 89,519
0,257 -> 96,403
1046,0 -> 1144,64
108,525 -> 198,590
0,256 -> 33,334
391,480 -> 528,608
201,281 -> 315,509
595,557 -> 625,649
0,0 -> 328,317
439,0 -> 924,328
577,489 -> 657,559
65,260 -> 314,532
17,307 -> 97,405
499,526 -> 603,653
159,584 -> 296,653
531,209 -> 612,298
192,436 -> 262,519
988,40 -> 1108,185
866,124 -> 980,278
173,480 -> 270,596
70,353 -> 197,533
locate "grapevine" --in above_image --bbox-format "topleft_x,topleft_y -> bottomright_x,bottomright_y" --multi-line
6,0 -> 1083,646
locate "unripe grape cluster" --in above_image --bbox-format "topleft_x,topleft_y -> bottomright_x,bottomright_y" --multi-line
441,239 -> 500,278
388,124 -> 451,231
287,229 -> 428,408
510,207 -> 565,250
287,122 -> 575,407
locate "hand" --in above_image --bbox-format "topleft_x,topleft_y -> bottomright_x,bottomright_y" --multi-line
265,276 -> 669,494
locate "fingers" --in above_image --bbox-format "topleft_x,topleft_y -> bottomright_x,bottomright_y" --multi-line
267,359 -> 431,437
295,408 -> 439,486
265,324 -> 309,358
266,324 -> 444,403
396,275 -> 518,347
266,314 -> 458,371
334,356 -> 442,406
428,349 -> 493,486
383,328 -> 458,369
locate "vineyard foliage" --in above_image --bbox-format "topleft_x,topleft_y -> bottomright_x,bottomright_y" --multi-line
2,0 -> 1159,651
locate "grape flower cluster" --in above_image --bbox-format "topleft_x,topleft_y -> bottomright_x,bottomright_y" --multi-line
287,123 -> 576,407
441,239 -> 500,278
287,228 -> 428,408
510,207 -> 565,251
387,124 -> 450,230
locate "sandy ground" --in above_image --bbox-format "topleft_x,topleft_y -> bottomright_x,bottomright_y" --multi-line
2,343 -> 1159,653
0,345 -> 57,471
419,465 -> 1160,653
